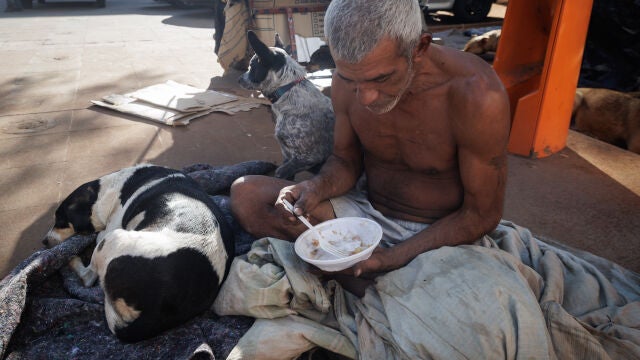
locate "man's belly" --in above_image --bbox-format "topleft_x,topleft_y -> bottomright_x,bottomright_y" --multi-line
365,165 -> 464,224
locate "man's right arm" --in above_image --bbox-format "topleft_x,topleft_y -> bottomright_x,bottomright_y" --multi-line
290,77 -> 363,214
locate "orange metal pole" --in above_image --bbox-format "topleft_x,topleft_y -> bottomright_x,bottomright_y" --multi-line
531,0 -> 593,157
493,0 -> 593,158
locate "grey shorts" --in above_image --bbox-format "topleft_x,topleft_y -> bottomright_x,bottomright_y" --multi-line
329,176 -> 429,247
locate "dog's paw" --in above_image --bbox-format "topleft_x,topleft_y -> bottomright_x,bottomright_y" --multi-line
81,272 -> 98,287
275,158 -> 320,180
60,266 -> 104,303
69,256 -> 99,287
274,167 -> 295,180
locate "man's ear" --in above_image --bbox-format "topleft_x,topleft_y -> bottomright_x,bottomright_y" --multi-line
248,30 -> 274,63
413,32 -> 432,60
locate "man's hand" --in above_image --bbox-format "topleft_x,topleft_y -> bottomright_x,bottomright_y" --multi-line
276,180 -> 323,219
351,247 -> 395,277
311,247 -> 392,278
308,247 -> 392,297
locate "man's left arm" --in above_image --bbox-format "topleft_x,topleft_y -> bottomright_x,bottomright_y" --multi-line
353,79 -> 511,276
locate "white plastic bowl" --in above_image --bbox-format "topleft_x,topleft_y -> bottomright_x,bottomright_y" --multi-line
294,217 -> 382,272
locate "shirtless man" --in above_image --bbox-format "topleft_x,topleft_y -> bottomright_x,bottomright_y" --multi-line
230,0 -> 510,294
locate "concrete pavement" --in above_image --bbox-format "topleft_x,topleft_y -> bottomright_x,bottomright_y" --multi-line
1,0 -> 638,278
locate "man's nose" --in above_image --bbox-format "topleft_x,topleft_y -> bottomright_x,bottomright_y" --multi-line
355,86 -> 379,106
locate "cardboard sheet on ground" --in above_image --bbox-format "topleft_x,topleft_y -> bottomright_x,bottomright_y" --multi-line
91,80 -> 264,126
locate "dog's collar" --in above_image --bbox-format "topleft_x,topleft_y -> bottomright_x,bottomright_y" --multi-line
266,77 -> 307,103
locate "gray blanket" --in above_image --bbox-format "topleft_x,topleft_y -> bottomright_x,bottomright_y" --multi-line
214,221 -> 640,359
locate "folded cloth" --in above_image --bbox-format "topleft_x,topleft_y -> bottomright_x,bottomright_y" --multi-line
214,238 -> 356,360
214,220 -> 640,360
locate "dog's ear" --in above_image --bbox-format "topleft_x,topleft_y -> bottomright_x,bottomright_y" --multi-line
56,179 -> 100,234
248,30 -> 274,63
274,32 -> 285,50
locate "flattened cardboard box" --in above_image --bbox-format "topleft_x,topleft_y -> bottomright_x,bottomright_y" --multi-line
91,81 -> 264,126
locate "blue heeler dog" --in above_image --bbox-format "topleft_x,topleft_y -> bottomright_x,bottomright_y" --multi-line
238,31 -> 335,180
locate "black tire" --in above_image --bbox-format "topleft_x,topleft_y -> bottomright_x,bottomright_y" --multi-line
20,0 -> 33,9
96,0 -> 105,7
452,0 -> 493,23
37,0 -> 45,4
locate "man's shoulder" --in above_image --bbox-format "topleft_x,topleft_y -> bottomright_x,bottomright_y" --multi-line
447,60 -> 507,115
446,70 -> 510,146
454,53 -> 502,89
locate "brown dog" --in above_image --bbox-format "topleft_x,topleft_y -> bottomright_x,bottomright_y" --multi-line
572,88 -> 640,154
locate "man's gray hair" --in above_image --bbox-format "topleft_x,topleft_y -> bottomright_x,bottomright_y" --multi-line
324,0 -> 423,63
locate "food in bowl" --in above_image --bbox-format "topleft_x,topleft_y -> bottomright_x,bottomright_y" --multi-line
308,233 -> 367,259
294,217 -> 383,272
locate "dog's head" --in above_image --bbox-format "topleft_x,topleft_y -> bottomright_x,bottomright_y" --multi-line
43,180 -> 100,247
306,45 -> 335,72
238,31 -> 305,93
463,30 -> 500,55
462,35 -> 489,55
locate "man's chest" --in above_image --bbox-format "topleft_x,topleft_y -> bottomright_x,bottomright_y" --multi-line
351,111 -> 457,171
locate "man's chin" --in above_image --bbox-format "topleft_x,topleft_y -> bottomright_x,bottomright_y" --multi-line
366,99 -> 399,115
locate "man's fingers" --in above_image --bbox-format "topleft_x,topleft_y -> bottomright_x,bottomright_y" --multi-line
274,198 -> 299,225
283,186 -> 301,202
279,185 -> 309,216
350,260 -> 366,277
353,266 -> 363,278
292,192 -> 307,214
352,251 -> 386,278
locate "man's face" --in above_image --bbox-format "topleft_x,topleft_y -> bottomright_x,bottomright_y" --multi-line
334,38 -> 416,115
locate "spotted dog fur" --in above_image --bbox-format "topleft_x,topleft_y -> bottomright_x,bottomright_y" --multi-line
43,164 -> 233,342
238,31 -> 335,180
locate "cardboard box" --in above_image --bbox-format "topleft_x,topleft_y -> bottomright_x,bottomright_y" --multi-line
251,0 -> 330,62
253,11 -> 325,39
252,10 -> 327,61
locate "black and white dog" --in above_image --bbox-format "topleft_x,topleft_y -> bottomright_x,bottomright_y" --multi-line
238,31 -> 335,180
43,164 -> 233,342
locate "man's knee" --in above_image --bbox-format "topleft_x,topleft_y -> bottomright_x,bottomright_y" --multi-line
230,175 -> 281,233
230,175 -> 254,199
230,176 -> 261,217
